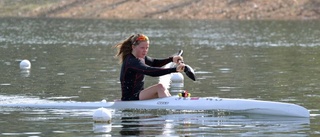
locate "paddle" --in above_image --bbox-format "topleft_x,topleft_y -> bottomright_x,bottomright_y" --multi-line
176,50 -> 196,81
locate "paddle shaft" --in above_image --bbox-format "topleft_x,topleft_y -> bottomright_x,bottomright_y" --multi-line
176,50 -> 196,81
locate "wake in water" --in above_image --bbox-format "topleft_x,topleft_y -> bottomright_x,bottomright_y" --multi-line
0,94 -> 81,107
158,62 -> 177,89
0,94 -> 51,105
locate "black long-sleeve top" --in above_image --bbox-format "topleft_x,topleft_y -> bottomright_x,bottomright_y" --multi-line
120,53 -> 176,101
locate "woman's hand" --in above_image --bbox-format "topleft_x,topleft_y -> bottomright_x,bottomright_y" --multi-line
176,64 -> 185,72
172,55 -> 183,64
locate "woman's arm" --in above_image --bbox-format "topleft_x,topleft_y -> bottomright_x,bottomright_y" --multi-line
145,56 -> 173,67
130,57 -> 176,77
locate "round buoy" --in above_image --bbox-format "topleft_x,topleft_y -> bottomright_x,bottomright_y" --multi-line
170,73 -> 184,93
19,60 -> 31,70
93,108 -> 112,123
171,72 -> 184,82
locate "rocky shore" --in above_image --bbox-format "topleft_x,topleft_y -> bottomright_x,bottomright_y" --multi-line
0,0 -> 320,20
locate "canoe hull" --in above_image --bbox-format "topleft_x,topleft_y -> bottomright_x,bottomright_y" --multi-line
1,96 -> 309,118
112,96 -> 309,117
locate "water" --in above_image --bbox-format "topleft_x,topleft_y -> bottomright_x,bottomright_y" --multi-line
0,18 -> 319,136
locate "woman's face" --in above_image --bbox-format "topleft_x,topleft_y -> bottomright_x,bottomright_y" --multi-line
132,41 -> 149,58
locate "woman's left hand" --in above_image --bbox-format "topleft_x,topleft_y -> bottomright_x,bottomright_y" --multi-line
173,55 -> 183,64
176,64 -> 185,72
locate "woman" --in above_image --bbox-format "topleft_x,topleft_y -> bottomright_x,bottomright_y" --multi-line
113,34 -> 185,101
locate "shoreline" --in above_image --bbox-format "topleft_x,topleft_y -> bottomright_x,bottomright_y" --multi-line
0,0 -> 319,20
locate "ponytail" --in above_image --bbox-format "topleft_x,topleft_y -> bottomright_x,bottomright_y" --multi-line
113,35 -> 134,63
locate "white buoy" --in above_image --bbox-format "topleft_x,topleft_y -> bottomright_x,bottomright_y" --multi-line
93,107 -> 112,123
170,73 -> 184,93
19,60 -> 31,70
92,108 -> 112,133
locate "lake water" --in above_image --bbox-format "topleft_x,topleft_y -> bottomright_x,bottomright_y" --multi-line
0,18 -> 319,136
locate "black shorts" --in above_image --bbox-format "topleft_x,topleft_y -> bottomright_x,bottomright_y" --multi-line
121,91 -> 140,101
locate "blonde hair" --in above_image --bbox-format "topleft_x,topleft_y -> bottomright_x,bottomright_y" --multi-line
113,34 -> 149,63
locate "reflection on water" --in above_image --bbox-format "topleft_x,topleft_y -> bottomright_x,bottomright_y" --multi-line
120,115 -> 160,136
0,96 -> 313,136
0,18 -> 320,136
20,69 -> 31,77
93,123 -> 112,134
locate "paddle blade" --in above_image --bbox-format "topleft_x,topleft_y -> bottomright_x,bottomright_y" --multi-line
184,65 -> 196,81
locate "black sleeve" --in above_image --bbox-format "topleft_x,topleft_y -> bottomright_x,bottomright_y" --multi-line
129,58 -> 176,77
145,56 -> 173,67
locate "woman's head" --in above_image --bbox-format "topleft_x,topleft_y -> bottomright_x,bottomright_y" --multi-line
113,34 -> 149,63
131,34 -> 149,58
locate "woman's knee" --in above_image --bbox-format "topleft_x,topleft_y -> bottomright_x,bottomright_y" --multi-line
155,83 -> 166,91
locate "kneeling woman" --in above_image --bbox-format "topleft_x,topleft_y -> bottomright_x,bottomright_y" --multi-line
113,34 -> 185,101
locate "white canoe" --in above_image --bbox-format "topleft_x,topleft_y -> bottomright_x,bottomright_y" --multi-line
1,96 -> 309,118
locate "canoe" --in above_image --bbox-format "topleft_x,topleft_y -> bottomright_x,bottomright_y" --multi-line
1,95 -> 309,118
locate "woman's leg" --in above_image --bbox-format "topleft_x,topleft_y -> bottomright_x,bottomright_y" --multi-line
139,83 -> 171,100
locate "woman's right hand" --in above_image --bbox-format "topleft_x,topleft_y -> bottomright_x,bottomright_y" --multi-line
176,64 -> 185,72
173,55 -> 183,64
